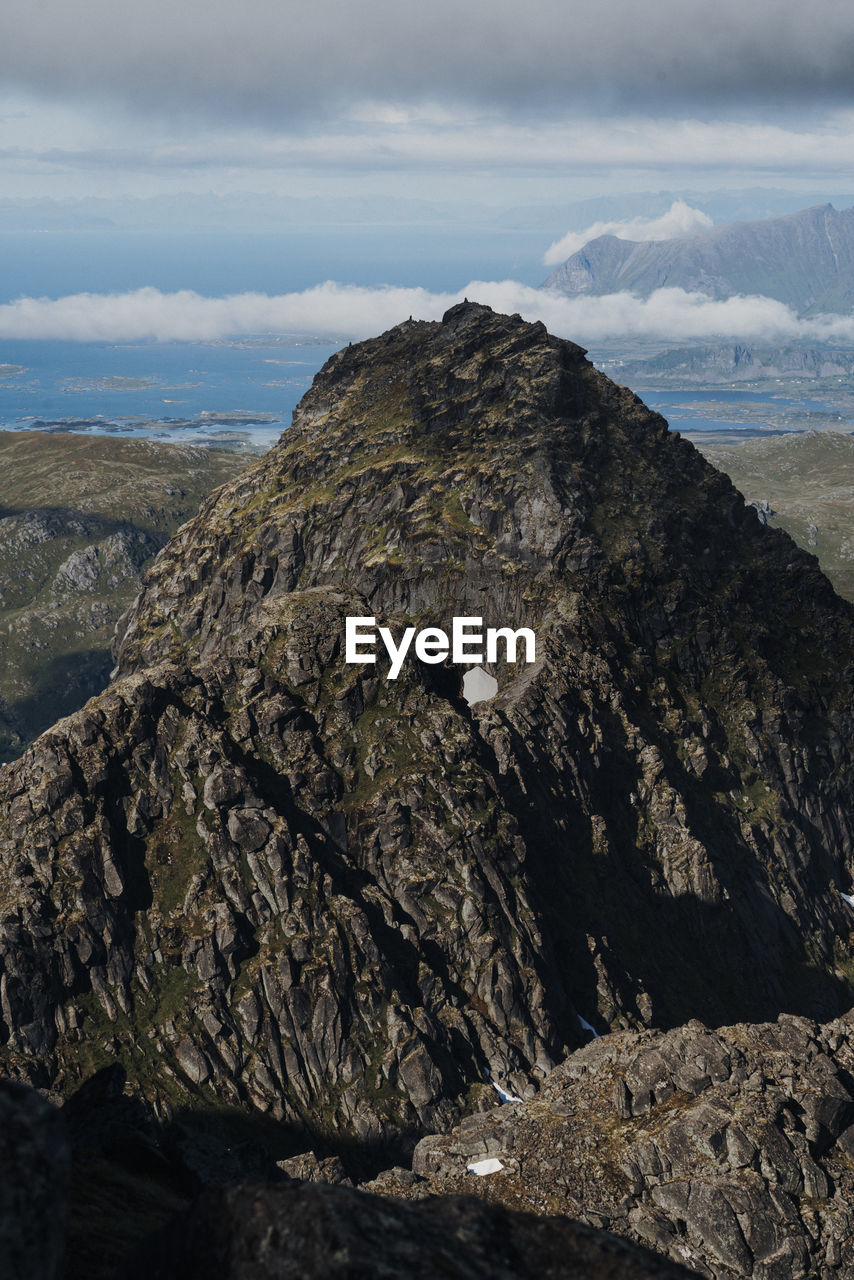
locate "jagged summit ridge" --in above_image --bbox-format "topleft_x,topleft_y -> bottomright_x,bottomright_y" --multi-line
1,304 -> 853,1145
115,301 -> 590,676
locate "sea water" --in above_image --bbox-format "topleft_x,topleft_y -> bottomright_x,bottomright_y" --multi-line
0,336 -> 340,449
3,343 -> 851,450
641,388 -> 854,437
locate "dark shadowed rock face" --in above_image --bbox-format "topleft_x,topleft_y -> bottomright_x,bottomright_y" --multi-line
1,302 -> 854,1147
129,1181 -> 699,1280
396,1012 -> 854,1280
0,1081 -> 69,1280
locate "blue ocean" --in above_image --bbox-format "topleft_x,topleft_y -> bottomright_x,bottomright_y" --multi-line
0,336 -> 339,450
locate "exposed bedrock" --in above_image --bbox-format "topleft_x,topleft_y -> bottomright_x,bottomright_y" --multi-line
0,303 -> 853,1155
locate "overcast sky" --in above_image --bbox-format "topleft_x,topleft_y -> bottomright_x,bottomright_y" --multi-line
2,0 -> 854,204
3,1 -> 854,345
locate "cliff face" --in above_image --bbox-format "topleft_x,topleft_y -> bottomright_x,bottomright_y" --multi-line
1,302 -> 854,1145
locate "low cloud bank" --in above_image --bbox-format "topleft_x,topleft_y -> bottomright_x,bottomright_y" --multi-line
543,201 -> 715,267
2,281 -> 854,347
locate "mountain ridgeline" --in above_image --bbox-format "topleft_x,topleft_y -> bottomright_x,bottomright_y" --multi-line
544,203 -> 854,315
1,302 -> 854,1154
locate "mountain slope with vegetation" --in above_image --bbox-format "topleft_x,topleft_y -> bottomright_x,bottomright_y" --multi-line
698,431 -> 854,603
2,305 -> 854,1274
0,431 -> 248,759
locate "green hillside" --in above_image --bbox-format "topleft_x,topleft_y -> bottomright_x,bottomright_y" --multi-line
0,431 -> 250,760
698,430 -> 854,601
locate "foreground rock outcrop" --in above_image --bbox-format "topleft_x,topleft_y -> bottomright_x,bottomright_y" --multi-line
129,1182 -> 697,1280
383,1012 -> 854,1278
1,303 -> 854,1218
0,1081 -> 69,1280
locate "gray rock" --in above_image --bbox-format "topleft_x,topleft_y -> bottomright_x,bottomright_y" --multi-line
392,1015 -> 854,1279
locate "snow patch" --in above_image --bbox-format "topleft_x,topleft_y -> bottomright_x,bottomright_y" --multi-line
490,1078 -> 525,1105
577,1014 -> 600,1039
467,1157 -> 504,1176
484,1067 -> 525,1104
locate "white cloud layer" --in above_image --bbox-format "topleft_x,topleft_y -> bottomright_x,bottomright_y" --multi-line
543,201 -> 715,266
3,282 -> 854,347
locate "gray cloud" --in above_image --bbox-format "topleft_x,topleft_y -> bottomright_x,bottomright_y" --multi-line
5,115 -> 854,183
2,0 -> 854,122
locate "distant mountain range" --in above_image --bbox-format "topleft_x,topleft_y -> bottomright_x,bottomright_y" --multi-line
601,342 -> 854,383
543,203 -> 854,315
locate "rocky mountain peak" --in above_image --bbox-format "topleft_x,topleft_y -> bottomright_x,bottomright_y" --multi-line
113,301 -> 594,679
1,305 -> 854,1164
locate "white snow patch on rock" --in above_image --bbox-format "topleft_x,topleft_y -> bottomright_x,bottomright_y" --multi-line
467,1157 -> 504,1176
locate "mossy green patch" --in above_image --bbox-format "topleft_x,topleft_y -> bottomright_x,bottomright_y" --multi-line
144,800 -> 209,916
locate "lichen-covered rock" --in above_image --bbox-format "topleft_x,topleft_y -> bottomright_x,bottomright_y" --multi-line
51,529 -> 160,596
396,1013 -> 854,1279
1,303 -> 854,1148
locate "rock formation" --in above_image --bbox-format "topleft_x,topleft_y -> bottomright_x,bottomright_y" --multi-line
129,1180 -> 698,1279
395,1012 -> 854,1278
0,1081 -> 69,1280
1,303 -> 854,1272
